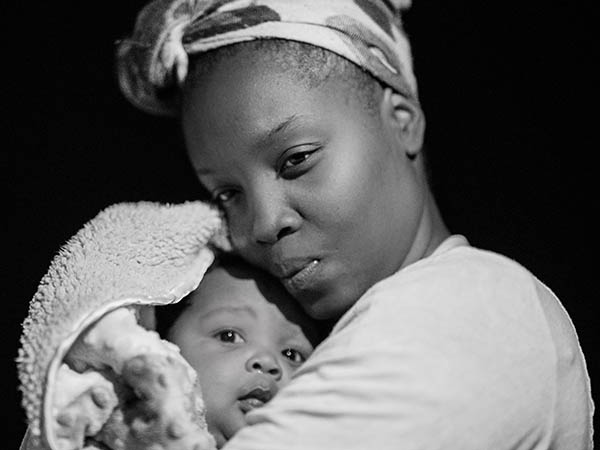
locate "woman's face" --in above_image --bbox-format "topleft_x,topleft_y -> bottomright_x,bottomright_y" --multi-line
182,51 -> 426,320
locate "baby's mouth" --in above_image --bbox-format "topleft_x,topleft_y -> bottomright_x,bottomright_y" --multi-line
237,387 -> 273,414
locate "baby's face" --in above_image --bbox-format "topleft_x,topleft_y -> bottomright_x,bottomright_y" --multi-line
168,264 -> 316,447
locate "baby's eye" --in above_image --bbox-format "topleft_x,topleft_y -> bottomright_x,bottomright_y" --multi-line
281,348 -> 306,364
214,329 -> 245,344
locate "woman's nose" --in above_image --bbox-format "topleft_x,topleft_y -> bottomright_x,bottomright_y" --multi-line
245,350 -> 283,381
250,189 -> 301,245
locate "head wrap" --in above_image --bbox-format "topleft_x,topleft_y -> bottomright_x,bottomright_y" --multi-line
117,0 -> 418,116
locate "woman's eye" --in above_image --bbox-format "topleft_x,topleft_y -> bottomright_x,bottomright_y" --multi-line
214,329 -> 245,344
282,152 -> 311,169
280,147 -> 319,173
281,348 -> 306,364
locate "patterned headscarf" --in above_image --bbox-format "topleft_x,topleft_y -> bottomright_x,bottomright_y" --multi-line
117,0 -> 418,116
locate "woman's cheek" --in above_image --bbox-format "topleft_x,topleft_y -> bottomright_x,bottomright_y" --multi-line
306,161 -> 366,229
227,213 -> 253,254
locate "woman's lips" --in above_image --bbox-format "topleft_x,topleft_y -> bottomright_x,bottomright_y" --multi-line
281,259 -> 320,292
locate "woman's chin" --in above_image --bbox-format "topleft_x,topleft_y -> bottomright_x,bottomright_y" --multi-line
296,289 -> 350,321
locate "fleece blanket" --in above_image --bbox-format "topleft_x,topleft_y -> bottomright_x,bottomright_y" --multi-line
17,201 -> 227,449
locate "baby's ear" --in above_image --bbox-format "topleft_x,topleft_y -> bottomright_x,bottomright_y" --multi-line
380,88 -> 425,158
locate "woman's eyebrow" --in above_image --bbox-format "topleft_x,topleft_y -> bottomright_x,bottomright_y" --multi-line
194,115 -> 306,175
256,114 -> 304,147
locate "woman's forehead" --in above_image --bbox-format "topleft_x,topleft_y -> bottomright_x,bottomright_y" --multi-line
182,54 -> 370,164
183,51 -> 330,119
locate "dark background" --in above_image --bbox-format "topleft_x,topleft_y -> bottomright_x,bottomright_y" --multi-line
8,1 -> 596,447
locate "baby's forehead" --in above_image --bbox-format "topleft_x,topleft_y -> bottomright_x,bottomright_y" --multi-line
203,262 -> 277,292
191,263 -> 288,310
189,263 -> 318,338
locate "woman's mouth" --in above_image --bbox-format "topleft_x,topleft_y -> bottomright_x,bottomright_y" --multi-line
281,260 -> 320,292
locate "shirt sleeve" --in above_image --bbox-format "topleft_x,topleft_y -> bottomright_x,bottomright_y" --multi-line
223,251 -> 561,450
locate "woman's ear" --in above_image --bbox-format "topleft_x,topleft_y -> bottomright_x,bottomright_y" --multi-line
379,87 -> 425,158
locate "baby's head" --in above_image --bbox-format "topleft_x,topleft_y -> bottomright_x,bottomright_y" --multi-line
157,256 -> 320,447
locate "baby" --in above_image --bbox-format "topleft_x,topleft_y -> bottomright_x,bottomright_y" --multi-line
155,255 -> 321,448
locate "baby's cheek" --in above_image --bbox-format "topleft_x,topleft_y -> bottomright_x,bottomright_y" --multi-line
197,357 -> 248,439
206,419 -> 227,449
207,397 -> 247,448
279,363 -> 299,387
202,383 -> 234,446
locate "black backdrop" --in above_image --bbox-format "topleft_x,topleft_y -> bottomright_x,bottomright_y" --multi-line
8,1 -> 597,447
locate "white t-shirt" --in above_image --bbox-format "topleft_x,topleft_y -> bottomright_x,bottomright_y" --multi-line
21,236 -> 593,450
225,235 -> 594,450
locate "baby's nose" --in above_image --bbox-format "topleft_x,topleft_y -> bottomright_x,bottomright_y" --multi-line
246,350 -> 282,380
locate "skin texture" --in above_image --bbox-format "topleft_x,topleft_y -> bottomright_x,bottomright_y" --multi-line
167,264 -> 316,448
182,49 -> 449,320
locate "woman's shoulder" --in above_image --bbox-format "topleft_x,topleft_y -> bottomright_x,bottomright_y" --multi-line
367,236 -> 544,308
331,235 -> 556,347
